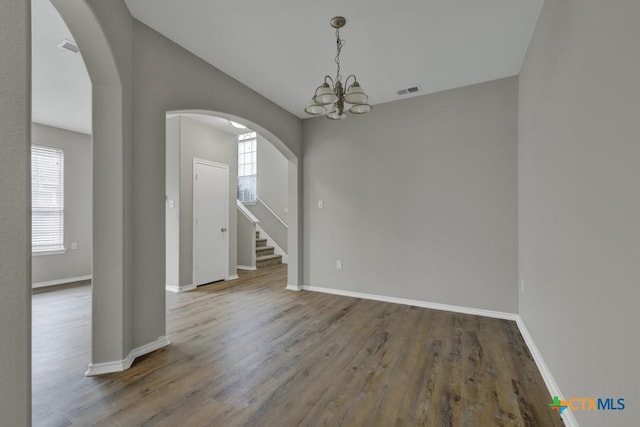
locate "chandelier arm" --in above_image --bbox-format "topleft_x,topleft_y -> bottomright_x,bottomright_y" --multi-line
344,74 -> 358,90
323,75 -> 335,89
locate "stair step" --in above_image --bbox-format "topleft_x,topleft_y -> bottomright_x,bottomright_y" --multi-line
256,253 -> 282,268
256,245 -> 274,256
256,238 -> 267,247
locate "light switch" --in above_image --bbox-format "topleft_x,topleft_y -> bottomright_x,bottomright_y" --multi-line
71,242 -> 78,250
336,260 -> 342,270
284,207 -> 288,213
318,200 -> 324,209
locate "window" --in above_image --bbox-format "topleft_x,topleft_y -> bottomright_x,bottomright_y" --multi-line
237,131 -> 257,202
31,145 -> 64,253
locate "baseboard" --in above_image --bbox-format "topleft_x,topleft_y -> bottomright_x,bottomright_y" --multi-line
33,275 -> 92,289
237,265 -> 257,271
301,285 -> 518,321
226,274 -> 240,281
286,284 -> 302,291
515,317 -> 578,427
165,283 -> 195,293
85,335 -> 171,376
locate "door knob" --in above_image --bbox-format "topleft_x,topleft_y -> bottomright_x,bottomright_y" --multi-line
221,227 -> 227,232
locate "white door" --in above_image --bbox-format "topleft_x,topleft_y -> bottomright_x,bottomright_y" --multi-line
193,159 -> 229,286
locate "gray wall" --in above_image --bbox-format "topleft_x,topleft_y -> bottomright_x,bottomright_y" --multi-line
257,134 -> 288,224
54,0 -> 135,366
519,1 -> 640,426
31,123 -> 92,285
247,201 -> 288,252
165,116 -> 180,287
179,116 -> 238,285
237,210 -> 256,268
0,0 -> 31,423
303,77 -> 519,313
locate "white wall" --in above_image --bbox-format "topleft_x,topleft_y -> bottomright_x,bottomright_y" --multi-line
519,1 -> 640,426
31,123 -> 92,286
0,0 -> 31,423
179,116 -> 238,286
257,134 -> 288,223
303,77 -> 519,313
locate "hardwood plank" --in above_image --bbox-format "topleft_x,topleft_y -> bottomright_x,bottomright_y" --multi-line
32,265 -> 564,426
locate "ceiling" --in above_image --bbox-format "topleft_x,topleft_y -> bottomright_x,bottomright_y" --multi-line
32,0 -> 544,133
32,0 -> 91,134
169,114 -> 254,136
124,0 -> 544,118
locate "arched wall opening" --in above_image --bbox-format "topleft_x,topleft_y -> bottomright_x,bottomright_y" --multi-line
167,109 -> 301,290
168,110 -> 300,289
52,0 -> 135,373
49,1 -> 303,378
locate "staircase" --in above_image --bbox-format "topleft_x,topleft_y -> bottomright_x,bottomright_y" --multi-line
255,230 -> 282,268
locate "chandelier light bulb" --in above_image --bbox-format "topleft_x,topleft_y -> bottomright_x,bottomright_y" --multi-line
344,82 -> 368,105
315,83 -> 339,105
304,99 -> 327,115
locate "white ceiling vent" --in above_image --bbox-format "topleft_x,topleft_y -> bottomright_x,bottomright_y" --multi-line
396,86 -> 422,96
57,39 -> 79,54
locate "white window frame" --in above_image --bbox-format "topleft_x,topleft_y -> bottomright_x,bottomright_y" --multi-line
237,131 -> 257,203
31,145 -> 66,256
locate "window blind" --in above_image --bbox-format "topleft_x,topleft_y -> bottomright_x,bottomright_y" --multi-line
31,145 -> 64,252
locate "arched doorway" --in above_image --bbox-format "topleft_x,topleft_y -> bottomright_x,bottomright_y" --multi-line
50,0 -> 303,379
167,110 -> 300,290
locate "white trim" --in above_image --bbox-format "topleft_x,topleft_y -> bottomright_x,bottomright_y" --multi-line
237,199 -> 259,223
301,285 -> 518,321
237,265 -> 257,271
85,336 -> 171,376
257,196 -> 288,229
515,317 -> 578,427
193,158 -> 229,286
32,248 -> 67,257
32,275 -> 92,289
226,274 -> 240,281
256,224 -> 288,264
286,284 -> 302,291
165,283 -> 196,293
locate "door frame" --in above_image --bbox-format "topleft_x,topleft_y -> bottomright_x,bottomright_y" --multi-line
192,158 -> 229,286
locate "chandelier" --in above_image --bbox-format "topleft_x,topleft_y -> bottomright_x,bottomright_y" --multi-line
305,16 -> 372,120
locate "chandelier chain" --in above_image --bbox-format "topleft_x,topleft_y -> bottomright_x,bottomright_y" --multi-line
334,28 -> 345,82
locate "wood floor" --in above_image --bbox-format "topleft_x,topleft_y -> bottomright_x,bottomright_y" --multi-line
32,265 -> 563,426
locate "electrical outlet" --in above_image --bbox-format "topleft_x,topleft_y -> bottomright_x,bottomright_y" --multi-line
336,260 -> 342,270
318,200 -> 324,209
